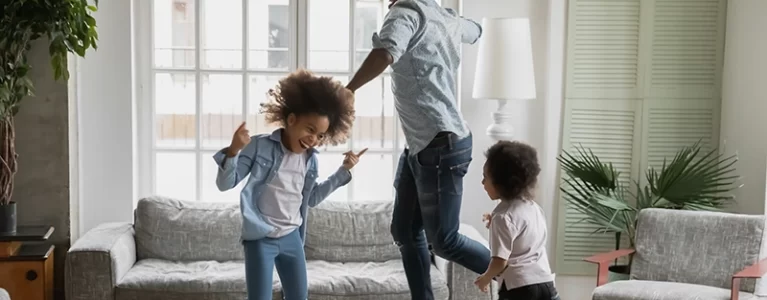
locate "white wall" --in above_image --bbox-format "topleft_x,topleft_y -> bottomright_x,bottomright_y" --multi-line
720,0 -> 767,215
73,0 -> 137,236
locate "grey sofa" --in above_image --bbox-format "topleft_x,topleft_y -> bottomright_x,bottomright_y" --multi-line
66,196 -> 496,300
586,208 -> 767,300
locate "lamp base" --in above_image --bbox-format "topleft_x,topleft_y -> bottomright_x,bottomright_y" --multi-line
486,99 -> 515,142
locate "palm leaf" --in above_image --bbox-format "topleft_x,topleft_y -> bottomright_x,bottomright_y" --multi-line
557,140 -> 740,266
648,142 -> 738,210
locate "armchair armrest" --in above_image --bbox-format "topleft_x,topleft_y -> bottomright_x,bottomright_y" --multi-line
443,223 -> 495,300
66,222 -> 137,300
731,257 -> 767,300
583,249 -> 635,287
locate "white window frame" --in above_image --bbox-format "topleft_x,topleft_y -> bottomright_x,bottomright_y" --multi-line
133,0 -> 460,205
135,0 -> 460,204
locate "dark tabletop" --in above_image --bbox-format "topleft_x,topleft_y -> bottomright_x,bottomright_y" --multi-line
0,226 -> 54,242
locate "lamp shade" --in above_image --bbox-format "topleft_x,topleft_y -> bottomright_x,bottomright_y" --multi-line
472,18 -> 536,100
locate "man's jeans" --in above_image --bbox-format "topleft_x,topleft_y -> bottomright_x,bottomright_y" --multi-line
391,132 -> 491,300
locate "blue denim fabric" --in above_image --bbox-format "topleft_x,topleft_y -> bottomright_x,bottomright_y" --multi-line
244,229 -> 307,300
212,128 -> 352,243
391,132 -> 491,300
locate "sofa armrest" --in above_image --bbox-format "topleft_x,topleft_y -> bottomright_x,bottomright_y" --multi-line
443,223 -> 496,300
66,222 -> 137,300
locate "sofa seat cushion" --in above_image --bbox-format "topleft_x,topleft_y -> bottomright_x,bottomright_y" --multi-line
306,260 -> 449,300
115,259 -> 281,300
593,280 -> 760,300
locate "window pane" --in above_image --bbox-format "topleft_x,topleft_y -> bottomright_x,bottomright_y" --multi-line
201,74 -> 243,149
308,0 -> 350,71
352,154 -> 394,201
156,152 -> 197,201
353,78 -> 396,149
200,152 -> 244,202
247,74 -> 285,135
201,0 -> 243,69
249,0 -> 291,70
155,73 -> 196,149
316,153 -> 348,202
154,0 -> 196,68
354,1 -> 382,68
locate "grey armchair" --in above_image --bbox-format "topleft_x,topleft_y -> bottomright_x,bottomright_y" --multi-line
585,208 -> 767,300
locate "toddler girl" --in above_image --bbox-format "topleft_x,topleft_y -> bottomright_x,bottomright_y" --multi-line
474,141 -> 560,300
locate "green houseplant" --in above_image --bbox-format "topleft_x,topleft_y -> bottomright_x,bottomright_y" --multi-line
0,0 -> 99,233
558,141 -> 740,281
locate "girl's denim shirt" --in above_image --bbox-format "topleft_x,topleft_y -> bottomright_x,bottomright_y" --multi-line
213,129 -> 352,243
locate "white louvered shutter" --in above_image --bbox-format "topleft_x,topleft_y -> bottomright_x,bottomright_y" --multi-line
555,0 -> 727,275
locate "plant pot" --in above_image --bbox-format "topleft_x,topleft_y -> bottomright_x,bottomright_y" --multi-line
607,265 -> 630,282
0,202 -> 17,234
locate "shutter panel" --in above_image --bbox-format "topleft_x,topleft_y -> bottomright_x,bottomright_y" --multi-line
556,100 -> 642,275
556,0 -> 727,275
646,0 -> 726,98
557,0 -> 644,275
640,100 -> 718,173
566,0 -> 643,99
640,0 -> 726,177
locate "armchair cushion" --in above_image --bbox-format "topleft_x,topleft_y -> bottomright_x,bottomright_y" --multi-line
631,209 -> 767,294
592,280 -> 759,300
305,260 -> 449,300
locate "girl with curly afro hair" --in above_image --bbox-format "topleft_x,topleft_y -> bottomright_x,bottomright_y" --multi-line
475,141 -> 559,300
212,69 -> 365,300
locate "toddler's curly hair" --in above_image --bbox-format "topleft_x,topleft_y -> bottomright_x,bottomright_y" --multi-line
485,141 -> 541,201
260,69 -> 355,146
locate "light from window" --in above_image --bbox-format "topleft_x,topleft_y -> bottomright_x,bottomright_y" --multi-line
145,0 -> 443,203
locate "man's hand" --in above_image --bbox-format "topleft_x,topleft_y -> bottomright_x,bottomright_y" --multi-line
482,213 -> 491,229
342,148 -> 368,170
474,274 -> 493,293
227,122 -> 250,157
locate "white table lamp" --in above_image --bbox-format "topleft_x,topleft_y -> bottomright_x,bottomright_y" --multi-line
472,18 -> 536,141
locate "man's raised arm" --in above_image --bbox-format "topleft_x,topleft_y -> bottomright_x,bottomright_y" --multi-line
346,2 -> 421,92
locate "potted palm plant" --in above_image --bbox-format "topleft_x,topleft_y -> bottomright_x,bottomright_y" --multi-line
558,141 -> 740,282
0,0 -> 99,233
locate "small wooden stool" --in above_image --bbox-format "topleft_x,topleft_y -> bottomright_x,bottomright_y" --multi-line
0,226 -> 55,300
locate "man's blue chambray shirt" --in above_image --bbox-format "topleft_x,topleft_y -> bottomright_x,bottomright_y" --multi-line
212,129 -> 352,243
373,0 -> 483,154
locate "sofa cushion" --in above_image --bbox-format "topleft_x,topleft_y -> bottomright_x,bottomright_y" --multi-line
631,209 -> 767,294
592,280 -> 758,300
305,201 -> 400,262
306,260 -> 449,300
115,259 -> 281,300
134,197 -> 243,261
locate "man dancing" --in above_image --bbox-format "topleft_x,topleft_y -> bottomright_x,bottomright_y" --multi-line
346,0 -> 487,299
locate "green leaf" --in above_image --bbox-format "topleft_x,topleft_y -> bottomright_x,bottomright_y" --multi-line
557,140 -> 741,256
0,87 -> 10,101
591,193 -> 634,211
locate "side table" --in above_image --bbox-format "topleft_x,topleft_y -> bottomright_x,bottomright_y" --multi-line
0,226 -> 55,300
